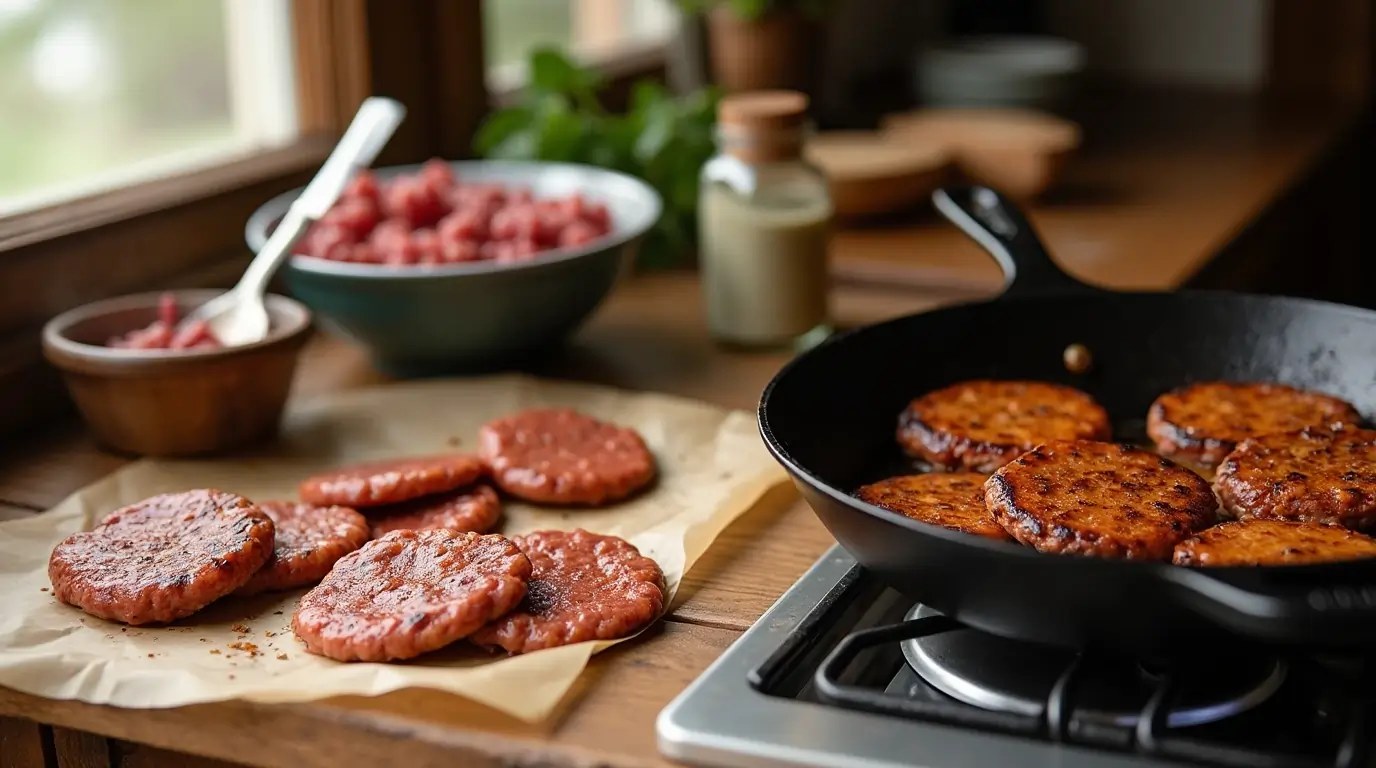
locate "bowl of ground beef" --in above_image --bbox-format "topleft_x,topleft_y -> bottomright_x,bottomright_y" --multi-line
245,159 -> 661,375
42,290 -> 313,457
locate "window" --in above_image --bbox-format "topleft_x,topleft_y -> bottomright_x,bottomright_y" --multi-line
0,0 -> 297,216
484,0 -> 678,91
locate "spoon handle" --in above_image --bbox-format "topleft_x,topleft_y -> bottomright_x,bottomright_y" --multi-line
237,97 -> 407,297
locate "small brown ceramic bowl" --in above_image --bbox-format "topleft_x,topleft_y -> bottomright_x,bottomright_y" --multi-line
42,290 -> 313,457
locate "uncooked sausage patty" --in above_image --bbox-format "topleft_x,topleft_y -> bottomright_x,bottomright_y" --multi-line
48,490 -> 274,625
479,408 -> 656,505
898,381 -> 1112,472
986,441 -> 1217,559
1214,426 -> 1376,528
298,454 -> 485,508
1148,381 -> 1361,471
1173,519 -> 1376,567
367,485 -> 502,539
855,473 -> 1011,541
469,529 -> 664,655
292,529 -> 530,661
236,501 -> 370,596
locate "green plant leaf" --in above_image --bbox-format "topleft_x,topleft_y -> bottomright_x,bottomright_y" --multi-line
536,106 -> 589,161
472,107 -> 534,157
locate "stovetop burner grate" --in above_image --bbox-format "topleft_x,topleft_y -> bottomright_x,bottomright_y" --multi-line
785,614 -> 1371,768
660,548 -> 1376,768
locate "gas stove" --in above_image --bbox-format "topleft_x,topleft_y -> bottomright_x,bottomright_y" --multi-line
657,546 -> 1374,768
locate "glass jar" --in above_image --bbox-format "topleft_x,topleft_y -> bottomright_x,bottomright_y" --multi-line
698,91 -> 833,350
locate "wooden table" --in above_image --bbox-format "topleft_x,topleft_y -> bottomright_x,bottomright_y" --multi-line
0,91 -> 1363,767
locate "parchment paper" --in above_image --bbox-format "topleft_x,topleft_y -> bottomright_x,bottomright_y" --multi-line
0,375 -> 787,721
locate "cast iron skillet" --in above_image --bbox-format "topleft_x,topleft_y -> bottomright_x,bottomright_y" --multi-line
759,186 -> 1376,656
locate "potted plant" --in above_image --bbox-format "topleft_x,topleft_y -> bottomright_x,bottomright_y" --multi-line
678,0 -> 835,94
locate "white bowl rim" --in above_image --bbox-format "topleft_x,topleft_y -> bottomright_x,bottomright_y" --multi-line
245,159 -> 663,281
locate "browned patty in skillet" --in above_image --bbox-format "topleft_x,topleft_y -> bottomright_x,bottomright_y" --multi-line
897,380 -> 1112,473
1147,381 -> 1360,472
1214,426 -> 1376,529
1173,519 -> 1376,567
855,473 -> 1012,541
986,441 -> 1218,560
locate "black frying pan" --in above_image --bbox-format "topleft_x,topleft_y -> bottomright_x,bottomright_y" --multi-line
759,186 -> 1376,656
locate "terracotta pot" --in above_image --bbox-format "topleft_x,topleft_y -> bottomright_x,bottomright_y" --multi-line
706,7 -> 812,93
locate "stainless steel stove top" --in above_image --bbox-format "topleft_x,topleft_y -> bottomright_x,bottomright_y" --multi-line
657,546 -> 1371,768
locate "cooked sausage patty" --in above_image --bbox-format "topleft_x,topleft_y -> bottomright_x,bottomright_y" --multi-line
236,501 -> 371,596
49,490 -> 274,625
855,473 -> 1011,541
1173,519 -> 1376,567
1214,426 -> 1376,528
986,441 -> 1217,559
479,408 -> 656,505
298,454 -> 485,508
1147,381 -> 1360,471
898,381 -> 1112,472
292,529 -> 530,662
469,529 -> 665,655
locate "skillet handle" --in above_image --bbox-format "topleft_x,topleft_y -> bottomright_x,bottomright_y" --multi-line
1167,566 -> 1376,642
932,186 -> 1100,299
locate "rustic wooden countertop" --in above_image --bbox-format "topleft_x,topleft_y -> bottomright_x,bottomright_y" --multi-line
0,91 -> 1362,768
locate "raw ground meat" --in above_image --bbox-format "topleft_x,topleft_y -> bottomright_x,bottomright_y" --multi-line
292,529 -> 530,662
298,454 -> 486,508
468,529 -> 664,655
479,408 -> 656,505
367,485 -> 502,539
48,490 -> 274,625
236,501 -> 371,596
107,293 -> 222,351
293,160 -> 614,267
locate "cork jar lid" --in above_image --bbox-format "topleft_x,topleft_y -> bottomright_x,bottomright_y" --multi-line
718,91 -> 809,133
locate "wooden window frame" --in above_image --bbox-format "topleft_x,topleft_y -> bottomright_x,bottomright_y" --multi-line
0,0 -> 488,438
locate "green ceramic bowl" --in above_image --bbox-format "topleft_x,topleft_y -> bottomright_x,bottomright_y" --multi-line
245,160 -> 661,375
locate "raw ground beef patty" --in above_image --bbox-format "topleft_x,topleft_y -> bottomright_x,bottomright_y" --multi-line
298,454 -> 485,508
479,408 -> 656,505
292,529 -> 530,662
236,501 -> 370,596
367,485 -> 502,539
48,490 -> 275,625
469,529 -> 664,655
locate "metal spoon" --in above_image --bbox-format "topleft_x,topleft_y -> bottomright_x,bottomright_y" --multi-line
188,96 -> 406,346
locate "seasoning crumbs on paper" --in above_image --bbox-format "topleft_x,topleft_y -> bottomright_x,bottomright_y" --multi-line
231,623 -> 251,633
209,649 -> 222,655
273,611 -> 283,616
228,674 -> 236,680
39,587 -> 48,592
199,638 -> 209,643
276,653 -> 289,661
264,631 -> 277,638
228,641 -> 261,657
147,653 -> 155,658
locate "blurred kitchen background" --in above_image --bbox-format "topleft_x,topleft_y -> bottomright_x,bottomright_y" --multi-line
0,0 -> 1372,433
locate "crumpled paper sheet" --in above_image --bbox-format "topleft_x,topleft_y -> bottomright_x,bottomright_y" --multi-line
0,375 -> 787,721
